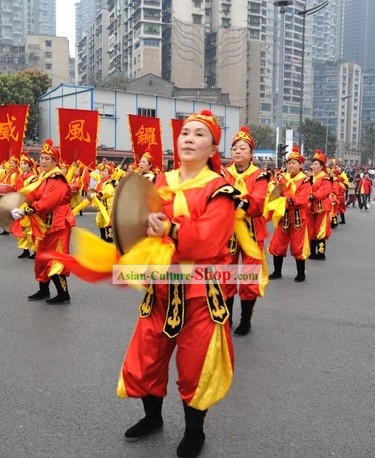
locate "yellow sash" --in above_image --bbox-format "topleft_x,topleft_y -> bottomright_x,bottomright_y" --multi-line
158,166 -> 219,216
19,167 -> 66,195
226,163 -> 258,196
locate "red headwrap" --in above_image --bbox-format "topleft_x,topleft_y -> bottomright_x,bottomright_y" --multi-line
21,151 -> 35,169
40,139 -> 60,163
287,145 -> 305,164
183,109 -> 221,145
141,152 -> 154,166
231,126 -> 255,150
312,149 -> 327,165
9,155 -> 20,166
182,109 -> 222,174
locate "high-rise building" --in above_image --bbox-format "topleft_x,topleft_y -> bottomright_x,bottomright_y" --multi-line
313,60 -> 362,156
75,0 -> 106,44
77,8 -> 109,85
361,70 -> 375,142
311,0 -> 342,63
342,0 -> 375,72
26,0 -> 56,37
25,35 -> 70,85
0,0 -> 57,74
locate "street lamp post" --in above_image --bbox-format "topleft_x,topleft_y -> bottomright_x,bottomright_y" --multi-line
274,1 -> 293,167
298,1 -> 328,148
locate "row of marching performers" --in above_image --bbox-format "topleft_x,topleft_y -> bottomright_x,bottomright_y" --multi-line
2,115 -> 349,457
221,131 -> 349,338
0,147 -> 157,248
267,146 -> 349,281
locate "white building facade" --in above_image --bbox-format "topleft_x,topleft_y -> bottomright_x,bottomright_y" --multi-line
37,83 -> 240,158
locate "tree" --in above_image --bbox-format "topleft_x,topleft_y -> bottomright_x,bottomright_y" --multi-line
0,70 -> 51,140
95,74 -> 129,90
248,123 -> 276,150
18,69 -> 51,101
301,118 -> 336,157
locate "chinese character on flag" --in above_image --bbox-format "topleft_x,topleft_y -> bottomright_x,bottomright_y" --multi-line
0,104 -> 29,163
128,114 -> 163,171
170,118 -> 184,169
58,108 -> 99,167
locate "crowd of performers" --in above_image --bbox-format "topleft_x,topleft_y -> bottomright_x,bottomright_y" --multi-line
0,111 -> 372,458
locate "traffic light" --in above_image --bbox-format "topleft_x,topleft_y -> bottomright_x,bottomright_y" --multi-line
278,143 -> 288,160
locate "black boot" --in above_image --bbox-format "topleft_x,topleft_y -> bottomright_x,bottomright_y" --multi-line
0,230 -> 9,235
309,240 -> 317,259
226,296 -> 234,328
18,249 -> 30,259
234,299 -> 255,336
99,227 -> 107,240
269,255 -> 283,279
294,259 -> 306,282
29,252 -> 36,259
177,402 -> 206,458
46,275 -> 71,304
331,216 -> 338,229
339,213 -> 346,224
315,240 -> 326,260
28,281 -> 50,301
124,395 -> 163,442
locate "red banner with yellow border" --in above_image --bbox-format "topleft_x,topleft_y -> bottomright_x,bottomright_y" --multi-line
0,104 -> 29,163
170,118 -> 184,169
58,108 -> 99,167
128,114 -> 163,171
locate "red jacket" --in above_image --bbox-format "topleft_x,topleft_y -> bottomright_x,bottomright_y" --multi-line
26,173 -> 75,233
359,177 -> 372,195
310,173 -> 332,213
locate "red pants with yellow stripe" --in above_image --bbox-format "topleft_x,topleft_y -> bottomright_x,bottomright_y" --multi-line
34,228 -> 71,283
117,295 -> 234,411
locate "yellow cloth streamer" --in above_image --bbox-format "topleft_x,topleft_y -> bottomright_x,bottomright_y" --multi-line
263,196 -> 287,228
234,209 -> 263,260
72,198 -> 92,216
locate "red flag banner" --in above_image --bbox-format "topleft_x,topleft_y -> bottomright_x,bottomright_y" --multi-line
58,108 -> 99,167
128,114 -> 163,171
0,104 -> 29,163
170,118 -> 184,169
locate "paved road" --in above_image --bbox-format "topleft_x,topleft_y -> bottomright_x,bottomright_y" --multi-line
1,206 -> 374,458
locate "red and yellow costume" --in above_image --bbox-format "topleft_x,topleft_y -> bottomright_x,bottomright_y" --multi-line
309,150 -> 332,259
268,170 -> 311,260
224,163 -> 269,300
15,154 -> 37,255
90,167 -> 116,232
69,168 -> 84,209
24,168 -> 75,282
118,167 -> 236,411
1,156 -> 20,189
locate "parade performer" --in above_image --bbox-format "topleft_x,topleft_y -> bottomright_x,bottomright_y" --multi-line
10,139 -> 75,303
89,164 -> 116,242
69,165 -> 84,211
267,147 -> 311,282
119,110 -> 237,458
224,126 -> 269,335
137,151 -> 156,181
333,167 -> 347,224
15,152 -> 37,258
309,150 -> 332,260
0,156 -> 21,235
45,109 -> 237,457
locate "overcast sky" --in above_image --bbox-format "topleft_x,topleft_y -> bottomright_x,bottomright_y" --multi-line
56,0 -> 76,56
